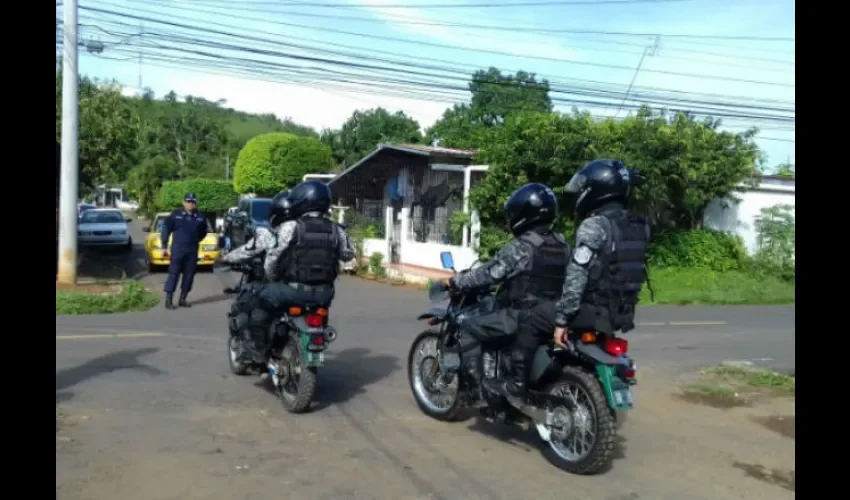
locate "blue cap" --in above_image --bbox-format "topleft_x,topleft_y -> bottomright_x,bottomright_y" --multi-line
184,193 -> 197,202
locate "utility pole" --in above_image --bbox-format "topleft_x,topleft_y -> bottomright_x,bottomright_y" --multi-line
614,35 -> 660,118
57,0 -> 79,285
138,22 -> 144,90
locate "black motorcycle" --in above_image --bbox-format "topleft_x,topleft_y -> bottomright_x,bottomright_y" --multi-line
215,260 -> 338,413
407,252 -> 636,475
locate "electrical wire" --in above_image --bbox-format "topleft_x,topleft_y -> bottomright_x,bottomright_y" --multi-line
173,0 -> 698,8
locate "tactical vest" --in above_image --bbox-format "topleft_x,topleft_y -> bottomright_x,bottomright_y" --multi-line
498,231 -> 569,308
578,209 -> 650,334
279,216 -> 340,286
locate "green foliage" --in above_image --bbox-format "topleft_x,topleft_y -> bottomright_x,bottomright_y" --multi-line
637,267 -> 794,305
127,155 -> 179,218
427,67 -> 551,148
368,252 -> 387,278
156,179 -> 238,213
649,230 -> 748,272
55,281 -> 159,315
321,107 -> 423,167
752,204 -> 795,281
233,133 -> 333,195
469,108 -> 760,234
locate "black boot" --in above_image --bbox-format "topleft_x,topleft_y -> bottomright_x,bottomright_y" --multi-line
483,350 -> 528,404
178,292 -> 191,308
164,293 -> 177,310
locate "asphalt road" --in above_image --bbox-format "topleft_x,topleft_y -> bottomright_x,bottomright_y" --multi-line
56,222 -> 796,500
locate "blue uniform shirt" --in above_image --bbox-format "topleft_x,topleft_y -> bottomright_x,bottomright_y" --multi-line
161,209 -> 208,252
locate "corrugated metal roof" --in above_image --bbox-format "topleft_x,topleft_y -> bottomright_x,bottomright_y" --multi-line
388,143 -> 477,157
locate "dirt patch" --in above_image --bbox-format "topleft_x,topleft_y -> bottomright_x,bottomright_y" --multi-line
732,461 -> 795,492
675,383 -> 750,409
676,363 -> 794,409
56,282 -> 121,294
751,415 -> 795,439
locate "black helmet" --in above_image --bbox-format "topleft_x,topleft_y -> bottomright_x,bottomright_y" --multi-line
566,159 -> 636,220
504,183 -> 558,236
269,191 -> 290,228
286,180 -> 332,219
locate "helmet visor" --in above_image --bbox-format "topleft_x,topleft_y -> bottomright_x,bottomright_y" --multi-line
565,173 -> 586,194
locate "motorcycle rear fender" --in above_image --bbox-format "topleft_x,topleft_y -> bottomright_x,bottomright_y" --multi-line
289,316 -> 313,332
575,342 -> 621,365
417,307 -> 447,322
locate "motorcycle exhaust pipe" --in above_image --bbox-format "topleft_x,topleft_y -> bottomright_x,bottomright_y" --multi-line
324,326 -> 338,343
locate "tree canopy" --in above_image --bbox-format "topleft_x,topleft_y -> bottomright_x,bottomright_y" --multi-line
156,179 -> 238,213
232,132 -> 334,196
321,107 -> 423,167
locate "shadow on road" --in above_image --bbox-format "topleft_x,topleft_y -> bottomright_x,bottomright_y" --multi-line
68,244 -> 148,281
56,347 -> 165,402
466,417 -> 627,472
255,347 -> 400,411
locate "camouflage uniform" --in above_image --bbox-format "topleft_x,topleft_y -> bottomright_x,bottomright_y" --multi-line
223,212 -> 353,361
553,216 -> 609,328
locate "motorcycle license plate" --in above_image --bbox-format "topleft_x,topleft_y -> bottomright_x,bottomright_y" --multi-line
612,388 -> 633,407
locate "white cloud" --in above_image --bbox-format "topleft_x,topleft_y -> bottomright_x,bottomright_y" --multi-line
354,0 -> 579,61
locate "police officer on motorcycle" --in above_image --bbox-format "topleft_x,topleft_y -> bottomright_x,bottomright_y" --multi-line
446,183 -> 570,403
221,180 -> 354,362
552,159 -> 650,349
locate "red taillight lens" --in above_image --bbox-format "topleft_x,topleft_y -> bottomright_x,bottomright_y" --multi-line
305,313 -> 323,328
311,333 -> 325,345
604,337 -> 628,356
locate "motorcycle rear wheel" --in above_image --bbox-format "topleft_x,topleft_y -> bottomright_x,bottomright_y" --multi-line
277,336 -> 318,414
408,329 -> 463,421
227,335 -> 250,376
537,366 -> 618,475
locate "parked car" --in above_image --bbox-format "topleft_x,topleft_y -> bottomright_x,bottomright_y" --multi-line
77,203 -> 97,217
225,198 -> 271,251
77,209 -> 133,251
142,212 -> 220,272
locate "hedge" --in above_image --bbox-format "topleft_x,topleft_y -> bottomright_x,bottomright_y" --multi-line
156,179 -> 238,213
232,132 -> 334,196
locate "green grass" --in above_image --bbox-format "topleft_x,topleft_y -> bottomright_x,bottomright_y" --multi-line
56,280 -> 159,315
706,365 -> 795,394
639,267 -> 795,305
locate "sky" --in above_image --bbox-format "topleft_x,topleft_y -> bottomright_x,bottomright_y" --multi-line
58,0 -> 795,168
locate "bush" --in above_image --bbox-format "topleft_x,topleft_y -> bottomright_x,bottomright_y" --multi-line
752,204 -> 795,282
56,281 -> 159,314
156,179 -> 237,213
233,132 -> 334,195
649,230 -> 748,272
368,252 -> 386,278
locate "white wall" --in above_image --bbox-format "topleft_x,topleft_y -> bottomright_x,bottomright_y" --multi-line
401,241 -> 479,270
703,182 -> 795,255
363,238 -> 389,261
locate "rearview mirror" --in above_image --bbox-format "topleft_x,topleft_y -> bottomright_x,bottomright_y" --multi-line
142,226 -> 150,232
439,251 -> 454,270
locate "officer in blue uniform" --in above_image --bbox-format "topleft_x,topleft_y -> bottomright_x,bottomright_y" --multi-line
161,193 -> 208,310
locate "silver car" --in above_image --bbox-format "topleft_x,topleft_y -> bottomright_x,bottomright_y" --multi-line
78,209 -> 133,251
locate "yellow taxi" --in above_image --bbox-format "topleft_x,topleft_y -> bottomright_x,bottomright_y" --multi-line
143,212 -> 221,272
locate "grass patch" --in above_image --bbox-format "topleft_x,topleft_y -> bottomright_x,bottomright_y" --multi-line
705,364 -> 795,395
639,267 -> 795,305
56,280 -> 159,315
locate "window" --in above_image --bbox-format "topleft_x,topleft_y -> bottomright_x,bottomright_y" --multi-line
80,211 -> 123,224
250,200 -> 271,222
153,217 -> 167,233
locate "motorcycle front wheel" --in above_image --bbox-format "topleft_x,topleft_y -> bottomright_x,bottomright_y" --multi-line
408,329 -> 462,422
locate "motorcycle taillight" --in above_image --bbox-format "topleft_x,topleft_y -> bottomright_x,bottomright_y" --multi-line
305,313 -> 323,328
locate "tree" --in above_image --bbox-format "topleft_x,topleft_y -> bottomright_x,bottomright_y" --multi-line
427,67 -> 552,148
156,179 -> 238,213
126,155 -> 180,218
233,133 -> 334,195
468,107 -> 761,256
323,108 -> 423,167
57,72 -> 140,192
775,162 -> 795,177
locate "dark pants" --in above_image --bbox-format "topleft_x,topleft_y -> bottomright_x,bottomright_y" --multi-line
458,299 -> 556,385
164,248 -> 198,294
231,282 -> 335,357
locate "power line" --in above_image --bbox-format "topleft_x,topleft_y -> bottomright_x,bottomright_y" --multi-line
73,18 -> 795,117
78,5 -> 796,88
135,0 -> 794,41
177,0 -> 697,8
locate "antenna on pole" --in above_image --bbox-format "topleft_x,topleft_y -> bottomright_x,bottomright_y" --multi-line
613,35 -> 660,119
